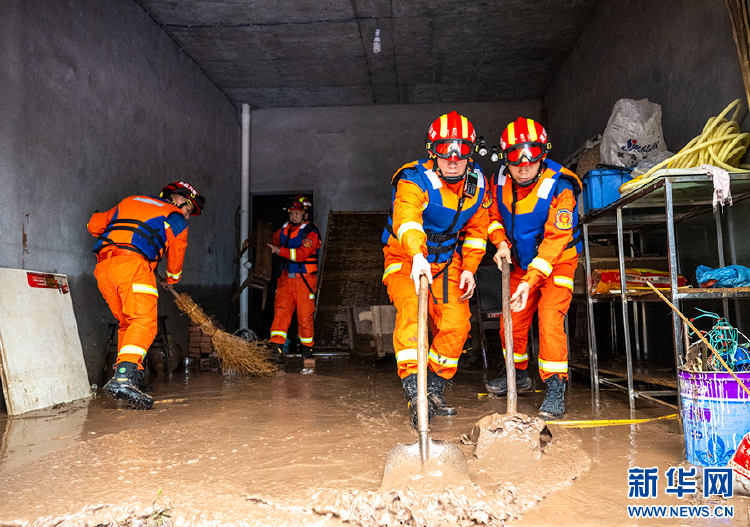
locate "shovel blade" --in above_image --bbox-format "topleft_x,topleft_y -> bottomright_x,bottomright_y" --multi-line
383,439 -> 468,476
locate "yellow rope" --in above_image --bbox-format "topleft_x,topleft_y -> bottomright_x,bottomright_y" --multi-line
619,99 -> 750,194
547,414 -> 678,429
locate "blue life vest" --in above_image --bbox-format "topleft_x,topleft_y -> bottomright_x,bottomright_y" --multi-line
382,159 -> 486,264
279,222 -> 320,275
494,160 -> 582,270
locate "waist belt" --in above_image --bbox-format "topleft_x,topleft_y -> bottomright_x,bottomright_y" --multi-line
97,247 -> 147,263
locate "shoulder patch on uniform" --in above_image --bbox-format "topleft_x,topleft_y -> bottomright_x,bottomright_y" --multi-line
303,238 -> 313,248
481,192 -> 493,209
555,209 -> 574,230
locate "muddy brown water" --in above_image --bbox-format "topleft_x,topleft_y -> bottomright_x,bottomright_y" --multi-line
1,359 -> 748,526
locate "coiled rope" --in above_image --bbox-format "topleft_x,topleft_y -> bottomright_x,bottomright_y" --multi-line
619,99 -> 750,194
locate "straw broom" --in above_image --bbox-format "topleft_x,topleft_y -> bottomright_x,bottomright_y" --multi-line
157,274 -> 277,376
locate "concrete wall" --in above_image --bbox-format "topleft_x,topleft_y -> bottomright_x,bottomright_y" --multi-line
545,0 -> 750,359
249,101 -> 543,237
0,0 -> 240,383
545,0 -> 746,160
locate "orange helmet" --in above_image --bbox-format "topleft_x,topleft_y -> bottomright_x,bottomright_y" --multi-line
499,117 -> 551,166
160,181 -> 205,216
285,195 -> 312,212
426,111 -> 477,161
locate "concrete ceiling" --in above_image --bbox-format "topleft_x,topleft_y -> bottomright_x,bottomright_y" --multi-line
135,0 -> 601,109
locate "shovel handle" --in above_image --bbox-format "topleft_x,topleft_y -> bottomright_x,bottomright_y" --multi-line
417,274 -> 430,461
502,259 -> 517,413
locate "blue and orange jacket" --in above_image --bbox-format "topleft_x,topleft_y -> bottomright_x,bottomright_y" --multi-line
489,160 -> 581,288
88,195 -> 188,284
273,222 -> 321,275
383,158 -> 490,279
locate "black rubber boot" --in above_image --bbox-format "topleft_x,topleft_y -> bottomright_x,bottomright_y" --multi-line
538,374 -> 566,420
272,343 -> 285,364
301,346 -> 313,360
402,374 -> 436,429
103,361 -> 154,410
427,370 -> 457,416
486,368 -> 533,395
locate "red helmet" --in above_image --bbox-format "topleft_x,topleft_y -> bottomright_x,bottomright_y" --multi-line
499,117 -> 551,166
426,111 -> 477,160
286,195 -> 312,212
160,181 -> 205,216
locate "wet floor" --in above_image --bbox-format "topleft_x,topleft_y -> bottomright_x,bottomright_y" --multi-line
1,358 -> 748,526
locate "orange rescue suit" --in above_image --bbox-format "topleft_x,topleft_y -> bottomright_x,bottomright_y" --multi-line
383,159 -> 490,381
88,195 -> 189,367
488,162 -> 581,381
269,221 -> 322,350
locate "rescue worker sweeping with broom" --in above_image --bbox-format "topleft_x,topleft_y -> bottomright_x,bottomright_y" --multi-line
383,111 -> 490,428
88,181 -> 204,410
485,117 -> 581,420
268,195 -> 322,362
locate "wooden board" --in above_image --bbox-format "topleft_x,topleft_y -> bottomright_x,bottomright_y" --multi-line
0,268 -> 91,415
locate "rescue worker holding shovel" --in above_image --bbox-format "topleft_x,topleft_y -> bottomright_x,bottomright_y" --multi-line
383,111 -> 490,427
268,196 -> 322,361
486,117 -> 581,420
89,181 -> 204,410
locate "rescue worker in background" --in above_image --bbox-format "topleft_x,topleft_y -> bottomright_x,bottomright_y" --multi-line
89,181 -> 204,410
383,111 -> 490,428
486,117 -> 582,420
268,196 -> 322,361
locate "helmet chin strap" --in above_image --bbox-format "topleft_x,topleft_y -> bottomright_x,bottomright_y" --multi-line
434,158 -> 468,184
512,161 -> 545,188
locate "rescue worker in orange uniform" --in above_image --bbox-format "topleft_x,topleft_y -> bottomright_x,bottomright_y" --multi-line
485,117 -> 582,420
383,111 -> 490,427
88,181 -> 204,410
268,196 -> 322,361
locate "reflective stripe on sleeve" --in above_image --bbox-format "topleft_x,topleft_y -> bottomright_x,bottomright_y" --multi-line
132,284 -> 159,296
396,348 -> 418,364
166,270 -> 182,280
397,221 -> 425,242
529,257 -> 553,276
553,276 -> 574,291
488,221 -> 505,234
428,349 -> 459,367
118,344 -> 146,358
309,293 -> 315,299
463,237 -> 486,251
539,359 -> 568,374
383,263 -> 403,281
289,248 -> 297,261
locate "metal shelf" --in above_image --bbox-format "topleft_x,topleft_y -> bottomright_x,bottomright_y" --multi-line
581,171 -> 750,411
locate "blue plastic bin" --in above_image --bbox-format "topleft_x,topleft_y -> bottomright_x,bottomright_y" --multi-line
582,167 -> 634,214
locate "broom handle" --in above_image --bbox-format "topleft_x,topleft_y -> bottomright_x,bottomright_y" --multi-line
155,272 -> 180,300
646,281 -> 750,398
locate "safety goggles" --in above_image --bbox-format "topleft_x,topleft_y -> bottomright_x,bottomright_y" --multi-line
504,142 -> 547,166
432,139 -> 474,160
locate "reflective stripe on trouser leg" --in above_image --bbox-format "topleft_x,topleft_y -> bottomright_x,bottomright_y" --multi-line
426,260 -> 470,380
385,269 -> 421,379
499,265 -> 541,372
94,255 -> 158,367
537,259 -> 576,382
296,274 -> 316,348
270,274 -> 297,344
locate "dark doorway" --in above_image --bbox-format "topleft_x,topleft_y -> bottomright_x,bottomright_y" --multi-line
248,191 -> 314,345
